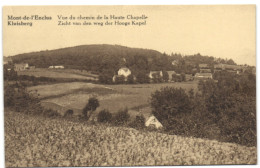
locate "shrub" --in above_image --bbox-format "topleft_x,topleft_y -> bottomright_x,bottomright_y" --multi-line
136,71 -> 150,84
97,109 -> 112,123
114,75 -> 126,84
162,70 -> 169,82
113,108 -> 130,126
43,109 -> 61,118
64,109 -> 74,117
129,115 -> 145,129
4,84 -> 16,107
127,74 -> 135,84
83,97 -> 100,120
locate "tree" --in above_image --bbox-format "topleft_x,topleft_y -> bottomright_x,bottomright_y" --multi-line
97,109 -> 112,123
127,74 -> 135,84
129,115 -> 145,129
172,74 -> 182,82
64,109 -> 73,117
83,97 -> 100,120
150,87 -> 192,129
99,72 -> 113,84
152,73 -> 162,83
162,70 -> 169,82
181,73 -> 186,82
136,71 -> 149,84
113,108 -> 130,126
115,75 -> 125,84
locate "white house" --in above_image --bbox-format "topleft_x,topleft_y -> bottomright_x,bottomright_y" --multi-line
14,63 -> 29,71
145,115 -> 163,129
49,65 -> 64,69
194,73 -> 213,79
118,67 -> 131,77
149,71 -> 163,79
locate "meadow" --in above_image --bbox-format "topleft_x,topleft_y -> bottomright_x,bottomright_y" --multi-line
18,68 -> 98,80
28,81 -> 198,117
5,111 -> 257,167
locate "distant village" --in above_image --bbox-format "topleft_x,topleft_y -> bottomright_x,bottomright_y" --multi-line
3,56 -> 256,83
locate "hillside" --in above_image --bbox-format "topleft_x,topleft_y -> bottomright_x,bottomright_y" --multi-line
5,111 -> 256,167
10,44 -> 169,73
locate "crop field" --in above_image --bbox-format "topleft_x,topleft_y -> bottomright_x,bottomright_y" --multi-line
5,111 -> 257,167
17,68 -> 98,80
28,81 -> 198,116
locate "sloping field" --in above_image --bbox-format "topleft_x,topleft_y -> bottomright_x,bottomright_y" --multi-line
5,111 -> 257,167
28,82 -> 113,99
17,68 -> 98,80
28,81 -> 198,116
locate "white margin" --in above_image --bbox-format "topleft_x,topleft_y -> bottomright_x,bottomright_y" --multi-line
0,1 -> 259,168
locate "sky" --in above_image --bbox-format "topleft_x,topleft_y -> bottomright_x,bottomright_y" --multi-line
3,5 -> 256,66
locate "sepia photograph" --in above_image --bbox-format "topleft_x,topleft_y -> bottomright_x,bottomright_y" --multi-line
2,5 -> 257,167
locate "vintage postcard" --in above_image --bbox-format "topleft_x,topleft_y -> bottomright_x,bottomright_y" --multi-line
3,5 -> 256,167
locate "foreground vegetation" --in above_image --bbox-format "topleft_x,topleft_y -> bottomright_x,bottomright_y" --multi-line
5,111 -> 257,167
151,71 -> 256,147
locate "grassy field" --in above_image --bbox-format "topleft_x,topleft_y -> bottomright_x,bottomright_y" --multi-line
17,68 -> 98,80
28,81 -> 198,117
5,111 -> 257,167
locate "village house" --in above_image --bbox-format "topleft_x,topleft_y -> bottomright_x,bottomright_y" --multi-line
113,67 -> 132,82
145,115 -> 163,129
48,65 -> 65,69
194,73 -> 213,80
214,64 -> 244,74
171,60 -> 179,66
149,71 -> 163,79
185,74 -> 194,81
118,67 -> 131,77
14,63 -> 29,71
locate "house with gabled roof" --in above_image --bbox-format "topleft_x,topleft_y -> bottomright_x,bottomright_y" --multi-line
145,115 -> 163,129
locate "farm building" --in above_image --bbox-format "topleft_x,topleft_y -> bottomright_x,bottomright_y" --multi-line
214,64 -> 245,74
171,60 -> 179,66
167,71 -> 176,81
194,73 -> 213,80
149,71 -> 163,79
48,65 -> 65,69
14,63 -> 29,71
113,67 -> 132,82
145,115 -> 163,129
118,67 -> 131,77
185,74 -> 194,81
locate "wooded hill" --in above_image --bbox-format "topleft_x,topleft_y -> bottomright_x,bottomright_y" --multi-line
10,44 -> 236,75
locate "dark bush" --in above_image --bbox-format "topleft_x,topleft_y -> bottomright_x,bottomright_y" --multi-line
114,75 -> 126,84
97,109 -> 112,123
129,115 -> 145,129
127,74 -> 135,84
113,108 -> 130,126
162,70 -> 169,82
82,97 -> 100,120
43,109 -> 61,118
136,71 -> 150,84
64,109 -> 74,117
